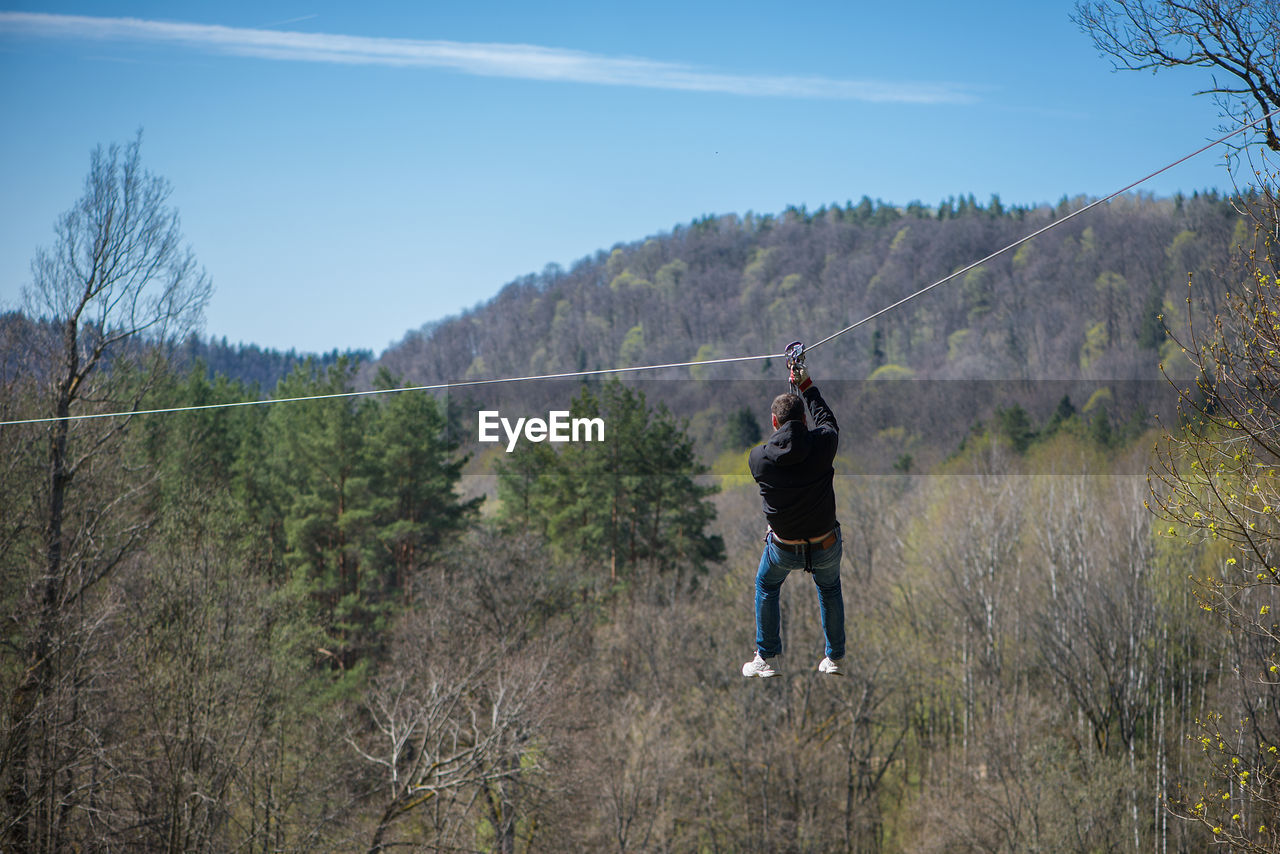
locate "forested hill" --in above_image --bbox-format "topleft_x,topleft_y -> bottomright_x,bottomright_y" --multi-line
384,193 -> 1243,385
5,192 -> 1243,470
377,192 -> 1243,467
0,314 -> 371,395
176,335 -> 373,393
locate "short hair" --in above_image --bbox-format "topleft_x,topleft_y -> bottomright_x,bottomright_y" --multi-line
771,393 -> 805,426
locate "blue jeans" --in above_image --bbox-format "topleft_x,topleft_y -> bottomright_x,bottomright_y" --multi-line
754,529 -> 845,660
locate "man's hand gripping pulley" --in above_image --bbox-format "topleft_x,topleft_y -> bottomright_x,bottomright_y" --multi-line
784,340 -> 811,393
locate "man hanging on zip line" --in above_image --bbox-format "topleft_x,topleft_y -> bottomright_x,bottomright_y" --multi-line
742,346 -> 845,678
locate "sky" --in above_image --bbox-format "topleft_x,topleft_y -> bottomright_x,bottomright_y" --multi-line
0,1 -> 1246,355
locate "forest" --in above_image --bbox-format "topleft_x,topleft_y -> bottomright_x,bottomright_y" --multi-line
4,132 -> 1280,854
4,0 -> 1280,843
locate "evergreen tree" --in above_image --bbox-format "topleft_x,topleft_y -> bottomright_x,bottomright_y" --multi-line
1044,394 -> 1077,436
1138,285 -> 1166,350
246,360 -> 483,667
267,358 -> 382,668
995,403 -> 1037,453
724,406 -> 763,448
497,381 -> 723,597
141,365 -> 265,554
1089,405 -> 1113,448
367,367 -> 481,605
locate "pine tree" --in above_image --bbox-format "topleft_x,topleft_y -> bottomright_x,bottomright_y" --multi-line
266,358 -> 382,668
367,368 -> 481,605
497,381 -> 723,597
995,404 -> 1037,453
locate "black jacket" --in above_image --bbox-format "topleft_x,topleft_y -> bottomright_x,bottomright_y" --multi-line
748,386 -> 839,540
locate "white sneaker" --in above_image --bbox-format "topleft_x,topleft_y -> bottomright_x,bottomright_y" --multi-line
818,657 -> 844,676
742,653 -> 779,678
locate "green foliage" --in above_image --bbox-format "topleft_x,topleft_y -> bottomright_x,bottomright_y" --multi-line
963,266 -> 993,320
1139,284 -> 1167,350
1166,228 -> 1201,274
867,363 -> 915,381
723,406 -> 763,449
1043,394 -> 1078,436
654,258 -> 687,296
496,380 -> 723,594
689,342 -> 716,381
619,322 -> 645,364
1090,405 -> 1115,447
1080,320 -> 1109,370
141,366 -> 261,536
1083,386 -> 1113,415
266,359 -> 382,665
367,367 -> 481,598
945,328 -> 970,363
889,225 -> 911,253
610,269 -> 648,293
232,358 -> 478,668
995,403 -> 1036,453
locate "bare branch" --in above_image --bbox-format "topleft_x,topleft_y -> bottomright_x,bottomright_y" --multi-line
1074,0 -> 1280,150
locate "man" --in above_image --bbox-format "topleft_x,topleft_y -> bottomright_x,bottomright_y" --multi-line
742,357 -> 845,678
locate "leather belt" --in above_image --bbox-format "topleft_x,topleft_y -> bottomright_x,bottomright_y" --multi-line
770,529 -> 838,553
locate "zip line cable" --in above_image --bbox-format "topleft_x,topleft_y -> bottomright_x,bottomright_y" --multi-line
0,352 -> 776,427
3,108 -> 1276,429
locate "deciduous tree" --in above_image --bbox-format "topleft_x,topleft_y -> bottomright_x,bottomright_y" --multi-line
1074,0 -> 1280,150
1149,167 -> 1280,849
2,133 -> 211,852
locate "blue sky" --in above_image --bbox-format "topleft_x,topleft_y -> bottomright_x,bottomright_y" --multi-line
0,1 -> 1239,354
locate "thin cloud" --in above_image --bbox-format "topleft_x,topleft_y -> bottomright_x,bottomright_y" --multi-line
0,11 -> 976,105
256,14 -> 321,30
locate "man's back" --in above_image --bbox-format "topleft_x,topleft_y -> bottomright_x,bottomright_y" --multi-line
748,386 -> 839,541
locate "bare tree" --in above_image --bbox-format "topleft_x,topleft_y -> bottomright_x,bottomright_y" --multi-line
831,657 -> 911,854
2,132 -> 211,851
1033,476 -> 1157,758
1032,474 -> 1164,850
596,696 -> 683,853
1073,0 -> 1280,150
349,529 -> 577,853
351,643 -> 553,853
929,463 -> 1026,756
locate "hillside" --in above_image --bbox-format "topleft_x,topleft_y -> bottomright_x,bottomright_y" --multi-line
378,192 -> 1242,470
